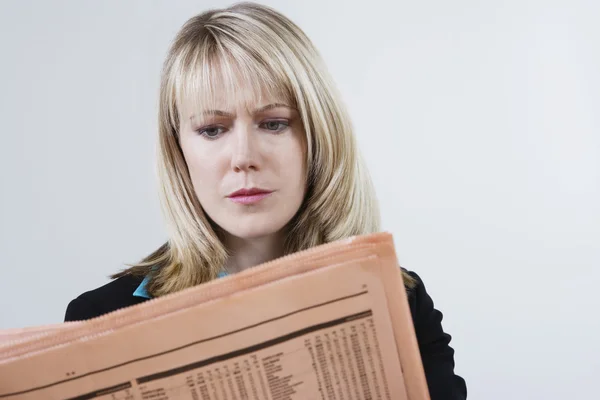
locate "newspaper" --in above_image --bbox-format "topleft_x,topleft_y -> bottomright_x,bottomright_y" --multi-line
0,233 -> 430,400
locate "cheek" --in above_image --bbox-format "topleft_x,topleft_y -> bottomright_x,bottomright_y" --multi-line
180,139 -> 225,195
279,136 -> 307,191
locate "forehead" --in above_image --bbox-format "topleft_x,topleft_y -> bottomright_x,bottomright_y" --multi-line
176,54 -> 295,120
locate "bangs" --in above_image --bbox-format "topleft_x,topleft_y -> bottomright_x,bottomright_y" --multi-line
170,34 -> 297,129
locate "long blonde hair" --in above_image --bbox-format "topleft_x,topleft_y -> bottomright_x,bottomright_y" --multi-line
115,2 -> 414,296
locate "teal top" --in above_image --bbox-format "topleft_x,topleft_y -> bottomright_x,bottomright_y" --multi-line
132,271 -> 230,299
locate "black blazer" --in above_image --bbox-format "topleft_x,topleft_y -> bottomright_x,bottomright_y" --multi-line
65,270 -> 466,400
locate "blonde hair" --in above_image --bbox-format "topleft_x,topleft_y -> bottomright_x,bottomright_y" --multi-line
115,2 -> 414,296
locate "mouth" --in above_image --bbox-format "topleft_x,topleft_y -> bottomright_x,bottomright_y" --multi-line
227,188 -> 274,205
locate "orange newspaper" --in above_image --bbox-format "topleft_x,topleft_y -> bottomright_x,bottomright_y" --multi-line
0,233 -> 430,400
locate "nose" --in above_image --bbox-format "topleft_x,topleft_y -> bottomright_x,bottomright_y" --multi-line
230,125 -> 259,172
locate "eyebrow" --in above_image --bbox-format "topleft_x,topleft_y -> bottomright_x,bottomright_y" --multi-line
189,103 -> 295,121
254,103 -> 294,113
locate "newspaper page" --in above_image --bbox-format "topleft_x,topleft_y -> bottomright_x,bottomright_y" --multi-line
0,323 -> 81,345
0,233 -> 430,400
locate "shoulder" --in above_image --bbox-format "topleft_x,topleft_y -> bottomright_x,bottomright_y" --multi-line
403,269 -> 427,315
403,269 -> 455,350
64,274 -> 148,322
402,269 -> 468,399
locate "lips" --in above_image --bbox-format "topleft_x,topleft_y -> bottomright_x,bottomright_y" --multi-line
227,188 -> 274,205
228,188 -> 272,197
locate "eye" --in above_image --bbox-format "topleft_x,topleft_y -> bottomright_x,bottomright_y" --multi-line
259,120 -> 289,132
196,125 -> 226,140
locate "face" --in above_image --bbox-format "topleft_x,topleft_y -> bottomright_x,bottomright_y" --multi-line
178,98 -> 307,240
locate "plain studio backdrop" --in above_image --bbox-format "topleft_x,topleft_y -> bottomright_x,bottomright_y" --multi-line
1,0 -> 598,398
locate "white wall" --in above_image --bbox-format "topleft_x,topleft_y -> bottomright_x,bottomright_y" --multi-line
1,1 -> 598,398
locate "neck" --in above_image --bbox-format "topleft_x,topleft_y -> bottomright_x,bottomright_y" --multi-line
222,233 -> 285,274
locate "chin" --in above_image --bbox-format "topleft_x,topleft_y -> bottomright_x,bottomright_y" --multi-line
225,224 -> 283,240
218,213 -> 290,240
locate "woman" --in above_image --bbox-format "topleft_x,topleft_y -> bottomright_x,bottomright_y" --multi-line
65,2 -> 466,398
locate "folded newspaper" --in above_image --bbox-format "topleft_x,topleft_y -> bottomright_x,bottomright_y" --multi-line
0,233 -> 430,400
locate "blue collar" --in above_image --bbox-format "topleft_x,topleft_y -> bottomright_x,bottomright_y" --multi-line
133,271 -> 230,299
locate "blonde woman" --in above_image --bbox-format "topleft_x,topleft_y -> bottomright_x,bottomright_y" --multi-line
65,2 -> 466,398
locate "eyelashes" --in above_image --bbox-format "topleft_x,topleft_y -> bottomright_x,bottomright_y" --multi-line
260,120 -> 289,132
196,125 -> 225,139
195,119 -> 290,140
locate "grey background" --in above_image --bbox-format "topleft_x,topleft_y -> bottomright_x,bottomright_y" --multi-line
1,1 -> 599,398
